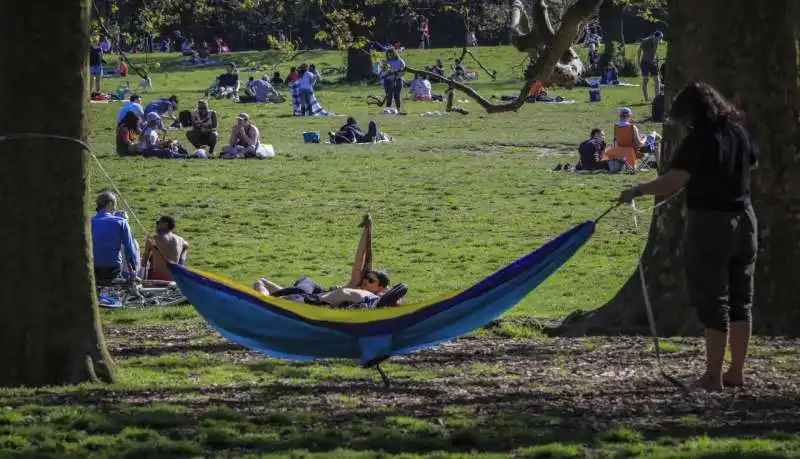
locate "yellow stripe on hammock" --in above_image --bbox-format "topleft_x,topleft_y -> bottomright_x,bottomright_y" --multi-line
187,267 -> 464,324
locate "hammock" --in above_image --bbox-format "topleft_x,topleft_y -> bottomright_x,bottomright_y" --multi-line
169,220 -> 597,369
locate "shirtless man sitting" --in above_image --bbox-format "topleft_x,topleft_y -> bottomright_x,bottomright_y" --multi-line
142,216 -> 189,281
253,215 -> 392,308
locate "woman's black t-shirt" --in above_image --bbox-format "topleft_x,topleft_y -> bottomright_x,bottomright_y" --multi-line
669,122 -> 759,211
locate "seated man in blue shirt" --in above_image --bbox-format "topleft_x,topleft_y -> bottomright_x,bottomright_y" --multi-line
91,191 -> 140,286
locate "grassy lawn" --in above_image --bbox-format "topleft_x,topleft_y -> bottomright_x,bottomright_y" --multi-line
5,45 -> 798,458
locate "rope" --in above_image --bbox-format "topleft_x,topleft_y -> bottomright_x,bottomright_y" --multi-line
629,190 -> 689,392
0,133 -> 150,237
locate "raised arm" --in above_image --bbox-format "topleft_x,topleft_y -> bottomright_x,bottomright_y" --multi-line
346,214 -> 372,288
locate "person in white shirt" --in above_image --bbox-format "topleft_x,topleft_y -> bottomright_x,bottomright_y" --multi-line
139,112 -> 163,150
409,73 -> 432,101
296,64 -> 319,116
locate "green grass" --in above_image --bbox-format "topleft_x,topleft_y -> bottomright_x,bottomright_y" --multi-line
90,45 -> 658,324
7,45 -> 793,459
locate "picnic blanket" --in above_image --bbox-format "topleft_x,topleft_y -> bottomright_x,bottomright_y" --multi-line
290,83 -> 332,116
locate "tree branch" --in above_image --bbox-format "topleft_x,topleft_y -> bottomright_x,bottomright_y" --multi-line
400,0 -> 601,114
405,66 -> 532,114
532,0 -> 556,41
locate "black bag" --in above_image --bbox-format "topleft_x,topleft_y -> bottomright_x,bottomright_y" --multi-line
178,110 -> 193,128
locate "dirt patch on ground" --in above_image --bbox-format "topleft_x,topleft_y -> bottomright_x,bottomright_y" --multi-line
96,324 -> 800,445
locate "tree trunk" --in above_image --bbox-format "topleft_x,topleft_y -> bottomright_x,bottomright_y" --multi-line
0,0 -> 116,386
346,47 -> 375,83
554,0 -> 800,337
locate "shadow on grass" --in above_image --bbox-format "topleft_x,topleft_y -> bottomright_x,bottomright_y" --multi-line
3,382 -> 800,458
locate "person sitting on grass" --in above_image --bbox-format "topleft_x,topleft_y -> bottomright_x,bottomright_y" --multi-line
206,63 -> 240,99
604,107 -> 644,170
239,76 -> 282,104
139,112 -> 188,158
91,191 -> 139,286
600,62 -> 620,85
142,215 -> 189,282
270,71 -> 283,87
116,94 -> 144,124
144,95 -> 180,127
116,111 -> 142,156
575,128 -> 609,171
186,100 -> 219,156
409,73 -> 433,101
222,113 -> 263,158
253,215 -> 397,309
329,117 -> 378,144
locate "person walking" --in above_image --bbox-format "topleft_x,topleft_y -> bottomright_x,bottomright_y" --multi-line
618,81 -> 759,391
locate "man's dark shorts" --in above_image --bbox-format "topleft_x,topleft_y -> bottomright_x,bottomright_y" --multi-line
640,61 -> 659,77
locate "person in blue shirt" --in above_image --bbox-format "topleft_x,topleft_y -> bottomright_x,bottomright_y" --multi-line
91,191 -> 139,285
116,95 -> 144,124
380,49 -> 406,110
144,95 -> 179,126
600,62 -> 619,85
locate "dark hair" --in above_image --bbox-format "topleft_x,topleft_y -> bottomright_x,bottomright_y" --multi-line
248,76 -> 254,81
273,71 -> 280,77
158,215 -> 176,231
169,95 -> 179,104
372,270 -> 390,288
130,94 -> 140,102
590,128 -> 602,137
290,66 -> 296,72
120,110 -> 141,130
346,116 -> 357,125
668,81 -> 742,128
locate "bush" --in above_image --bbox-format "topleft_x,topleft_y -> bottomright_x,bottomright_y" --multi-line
597,41 -> 640,78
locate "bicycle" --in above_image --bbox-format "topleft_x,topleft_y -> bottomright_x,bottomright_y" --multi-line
98,277 -> 188,309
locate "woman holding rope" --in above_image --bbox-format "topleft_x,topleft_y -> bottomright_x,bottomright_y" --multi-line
618,81 -> 759,391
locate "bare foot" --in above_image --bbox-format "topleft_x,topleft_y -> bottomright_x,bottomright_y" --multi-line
691,374 -> 723,392
253,280 -> 270,296
722,372 -> 744,387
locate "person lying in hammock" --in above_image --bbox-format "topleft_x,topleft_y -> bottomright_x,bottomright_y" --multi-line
253,215 -> 399,309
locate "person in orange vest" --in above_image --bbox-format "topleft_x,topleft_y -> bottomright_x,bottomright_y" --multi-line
604,107 -> 644,169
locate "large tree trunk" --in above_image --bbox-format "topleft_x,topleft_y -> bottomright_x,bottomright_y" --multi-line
346,47 -> 375,83
555,0 -> 800,337
0,0 -> 116,386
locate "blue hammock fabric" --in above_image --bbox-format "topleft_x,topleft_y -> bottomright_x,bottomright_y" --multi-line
169,220 -> 596,365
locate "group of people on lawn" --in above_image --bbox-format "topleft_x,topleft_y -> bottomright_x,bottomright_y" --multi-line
91,191 -> 189,285
571,107 -> 661,173
116,93 -> 269,158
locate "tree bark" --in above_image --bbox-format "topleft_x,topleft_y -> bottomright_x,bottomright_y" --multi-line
554,0 -> 800,337
346,47 -> 375,83
0,0 -> 116,386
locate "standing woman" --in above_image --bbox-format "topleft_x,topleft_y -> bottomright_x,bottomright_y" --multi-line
618,81 -> 759,391
381,49 -> 406,111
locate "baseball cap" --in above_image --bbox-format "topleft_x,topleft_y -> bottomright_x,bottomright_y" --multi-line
237,113 -> 250,121
654,31 -> 664,39
619,107 -> 632,116
146,112 -> 161,122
